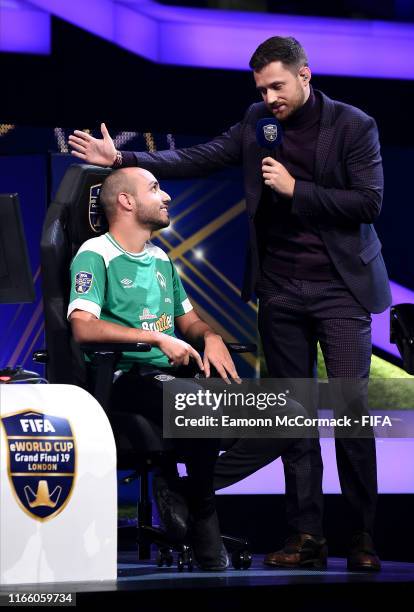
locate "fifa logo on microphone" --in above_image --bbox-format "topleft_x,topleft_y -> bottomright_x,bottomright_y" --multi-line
263,124 -> 278,142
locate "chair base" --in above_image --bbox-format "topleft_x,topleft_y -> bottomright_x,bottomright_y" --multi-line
137,525 -> 252,570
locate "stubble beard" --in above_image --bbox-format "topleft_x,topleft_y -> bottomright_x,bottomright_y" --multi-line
273,84 -> 307,122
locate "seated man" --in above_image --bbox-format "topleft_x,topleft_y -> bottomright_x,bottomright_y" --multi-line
67,166 -> 240,570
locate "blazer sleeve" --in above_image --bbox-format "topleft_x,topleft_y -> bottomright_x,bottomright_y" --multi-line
123,122 -> 243,178
291,115 -> 384,224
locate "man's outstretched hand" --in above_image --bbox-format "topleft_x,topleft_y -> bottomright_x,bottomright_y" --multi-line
68,123 -> 117,167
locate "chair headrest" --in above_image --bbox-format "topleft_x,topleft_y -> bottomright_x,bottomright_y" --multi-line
54,164 -> 112,250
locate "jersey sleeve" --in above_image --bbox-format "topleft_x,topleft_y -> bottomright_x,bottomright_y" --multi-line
171,259 -> 193,317
67,250 -> 107,320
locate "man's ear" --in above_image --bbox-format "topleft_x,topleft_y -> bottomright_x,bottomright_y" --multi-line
299,66 -> 311,83
118,192 -> 133,211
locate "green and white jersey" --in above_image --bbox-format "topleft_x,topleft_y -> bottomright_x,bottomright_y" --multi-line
67,233 -> 192,369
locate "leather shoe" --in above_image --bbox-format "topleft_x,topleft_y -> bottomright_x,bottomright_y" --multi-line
152,473 -> 189,542
264,533 -> 328,569
347,532 -> 381,571
191,509 -> 229,571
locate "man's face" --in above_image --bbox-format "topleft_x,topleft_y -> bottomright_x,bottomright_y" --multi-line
131,169 -> 171,231
253,61 -> 311,121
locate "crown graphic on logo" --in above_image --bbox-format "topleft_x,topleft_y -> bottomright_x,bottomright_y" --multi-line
24,480 -> 62,509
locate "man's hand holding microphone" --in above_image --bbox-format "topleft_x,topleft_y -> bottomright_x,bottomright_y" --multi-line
262,157 -> 296,197
255,117 -> 295,197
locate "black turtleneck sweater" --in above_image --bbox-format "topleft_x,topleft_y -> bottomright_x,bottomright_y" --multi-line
256,87 -> 339,281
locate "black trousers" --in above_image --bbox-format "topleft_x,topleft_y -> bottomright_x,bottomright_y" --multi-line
112,365 -> 220,514
214,272 -> 377,537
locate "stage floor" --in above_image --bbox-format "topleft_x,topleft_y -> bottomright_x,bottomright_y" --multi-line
1,553 -> 414,610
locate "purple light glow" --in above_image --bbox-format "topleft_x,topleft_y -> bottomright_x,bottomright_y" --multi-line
24,0 -> 115,41
0,0 -> 50,54
26,0 -> 414,79
210,439 -> 414,494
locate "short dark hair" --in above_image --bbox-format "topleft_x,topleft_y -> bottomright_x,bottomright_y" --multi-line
99,168 -> 133,221
249,36 -> 308,72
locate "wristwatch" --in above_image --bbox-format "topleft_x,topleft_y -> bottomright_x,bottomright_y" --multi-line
112,150 -> 123,168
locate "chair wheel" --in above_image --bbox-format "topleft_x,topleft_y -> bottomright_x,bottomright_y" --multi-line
177,545 -> 193,572
177,554 -> 184,572
231,550 -> 252,570
157,548 -> 174,567
186,548 -> 193,572
165,553 -> 174,567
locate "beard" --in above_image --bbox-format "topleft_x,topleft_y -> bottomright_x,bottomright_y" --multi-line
269,84 -> 307,122
150,216 -> 170,231
135,204 -> 170,231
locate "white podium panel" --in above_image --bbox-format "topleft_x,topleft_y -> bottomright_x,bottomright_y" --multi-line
0,384 -> 117,585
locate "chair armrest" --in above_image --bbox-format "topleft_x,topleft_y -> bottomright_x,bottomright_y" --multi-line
390,304 -> 414,374
77,342 -> 151,412
225,342 -> 257,354
33,350 -> 48,363
79,342 -> 152,353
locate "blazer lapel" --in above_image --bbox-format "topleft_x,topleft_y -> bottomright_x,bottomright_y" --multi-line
314,90 -> 336,183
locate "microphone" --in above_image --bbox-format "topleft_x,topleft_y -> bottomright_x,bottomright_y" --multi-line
256,118 -> 283,154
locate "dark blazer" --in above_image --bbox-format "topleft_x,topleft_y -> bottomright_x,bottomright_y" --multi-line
130,90 -> 391,313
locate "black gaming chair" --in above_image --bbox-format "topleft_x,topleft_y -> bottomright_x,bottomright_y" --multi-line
35,163 -> 254,570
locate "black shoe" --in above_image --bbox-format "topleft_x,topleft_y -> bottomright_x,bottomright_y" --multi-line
152,474 -> 189,542
264,533 -> 328,569
191,509 -> 229,571
347,532 -> 381,571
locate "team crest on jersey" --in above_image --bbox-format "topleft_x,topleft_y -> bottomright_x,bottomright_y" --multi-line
0,410 -> 76,522
156,271 -> 167,290
139,308 -> 158,321
75,271 -> 93,294
89,183 -> 109,234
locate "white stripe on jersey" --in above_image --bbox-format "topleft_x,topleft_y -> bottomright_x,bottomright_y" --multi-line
76,234 -> 120,268
67,298 -> 101,320
181,298 -> 193,313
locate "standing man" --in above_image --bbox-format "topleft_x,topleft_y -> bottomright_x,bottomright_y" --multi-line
69,36 -> 391,571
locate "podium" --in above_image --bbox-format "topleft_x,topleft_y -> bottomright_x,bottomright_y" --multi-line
0,384 -> 117,585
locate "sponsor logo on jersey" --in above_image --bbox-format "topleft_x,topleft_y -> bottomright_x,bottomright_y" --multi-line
89,183 -> 109,234
139,308 -> 158,321
75,271 -> 93,294
156,271 -> 167,290
1,410 -> 76,522
165,297 -> 172,303
141,313 -> 173,332
120,278 -> 134,288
